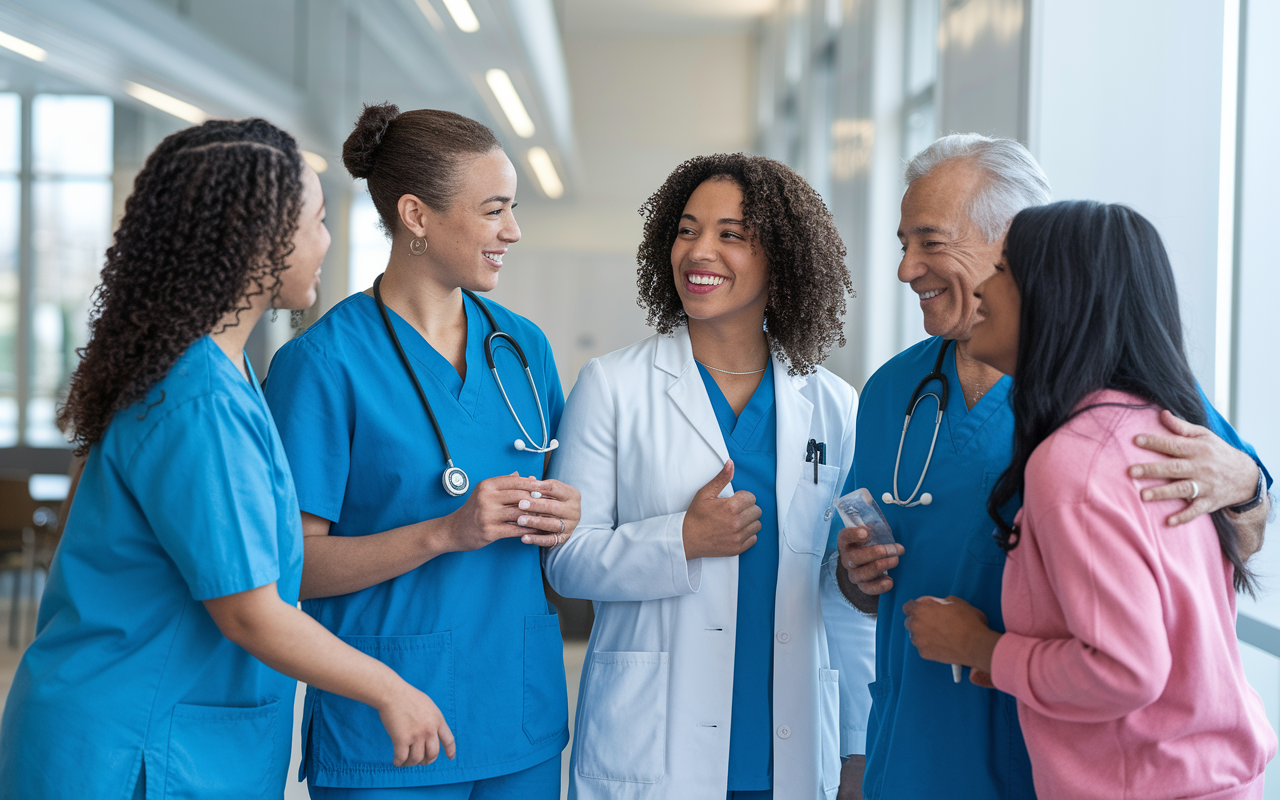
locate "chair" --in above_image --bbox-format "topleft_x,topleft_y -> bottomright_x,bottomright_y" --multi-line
0,472 -> 60,648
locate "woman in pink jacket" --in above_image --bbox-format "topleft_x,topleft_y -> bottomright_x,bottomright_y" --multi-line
903,200 -> 1275,799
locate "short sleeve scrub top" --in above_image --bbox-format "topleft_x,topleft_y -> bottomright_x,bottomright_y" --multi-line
263,291 -> 569,790
0,336 -> 304,800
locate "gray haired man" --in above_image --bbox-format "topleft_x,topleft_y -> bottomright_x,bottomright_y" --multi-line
830,134 -> 1271,799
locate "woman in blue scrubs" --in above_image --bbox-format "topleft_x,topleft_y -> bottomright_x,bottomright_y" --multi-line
262,104 -> 579,799
0,119 -> 454,800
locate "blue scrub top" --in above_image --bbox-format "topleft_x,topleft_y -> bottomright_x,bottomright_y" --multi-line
263,291 -> 569,789
843,336 -> 1271,800
0,336 -> 303,800
698,362 -> 779,792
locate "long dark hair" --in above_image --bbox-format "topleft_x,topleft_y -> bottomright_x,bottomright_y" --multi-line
987,200 -> 1255,594
58,118 -> 304,454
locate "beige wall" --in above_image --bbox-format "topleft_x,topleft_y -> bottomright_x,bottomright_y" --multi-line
489,31 -> 756,390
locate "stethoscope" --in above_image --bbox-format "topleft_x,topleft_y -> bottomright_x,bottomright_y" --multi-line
882,338 -> 952,508
373,273 -> 558,498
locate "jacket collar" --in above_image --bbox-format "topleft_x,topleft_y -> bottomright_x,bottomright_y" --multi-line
655,328 -> 817,525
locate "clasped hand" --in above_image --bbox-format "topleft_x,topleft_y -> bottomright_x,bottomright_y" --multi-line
837,525 -> 905,596
445,472 -> 581,550
682,460 -> 763,560
902,595 -> 1001,687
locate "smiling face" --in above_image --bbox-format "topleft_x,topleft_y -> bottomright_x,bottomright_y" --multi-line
275,165 -> 330,310
415,147 -> 520,293
968,253 -> 1021,375
670,178 -> 770,328
897,158 -> 1005,341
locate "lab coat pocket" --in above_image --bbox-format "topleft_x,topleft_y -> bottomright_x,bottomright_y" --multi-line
164,698 -> 283,799
783,463 -> 840,555
819,668 -> 841,792
315,632 -> 454,772
576,650 -> 668,783
523,614 -> 570,745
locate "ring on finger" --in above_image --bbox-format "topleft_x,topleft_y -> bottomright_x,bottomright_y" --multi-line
559,518 -> 566,535
1188,480 -> 1200,500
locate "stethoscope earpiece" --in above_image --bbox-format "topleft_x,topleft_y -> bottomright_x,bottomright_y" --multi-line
920,492 -> 932,506
882,492 -> 894,504
514,439 -> 525,451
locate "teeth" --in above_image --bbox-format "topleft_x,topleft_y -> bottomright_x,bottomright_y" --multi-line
688,274 -> 726,286
484,252 -> 503,264
920,289 -> 943,300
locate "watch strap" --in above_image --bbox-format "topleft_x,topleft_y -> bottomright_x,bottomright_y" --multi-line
1227,468 -> 1266,514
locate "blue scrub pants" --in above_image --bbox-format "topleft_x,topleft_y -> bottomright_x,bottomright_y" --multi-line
308,756 -> 560,800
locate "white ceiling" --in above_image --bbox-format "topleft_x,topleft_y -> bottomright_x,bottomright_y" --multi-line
559,0 -> 778,35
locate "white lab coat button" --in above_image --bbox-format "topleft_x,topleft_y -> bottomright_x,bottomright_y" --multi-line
824,507 -> 834,521
777,725 -> 791,739
776,630 -> 790,643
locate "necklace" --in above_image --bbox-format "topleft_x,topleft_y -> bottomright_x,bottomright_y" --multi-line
696,360 -> 767,376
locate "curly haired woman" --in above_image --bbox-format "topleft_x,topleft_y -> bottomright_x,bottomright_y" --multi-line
545,153 -> 872,800
0,118 -> 453,799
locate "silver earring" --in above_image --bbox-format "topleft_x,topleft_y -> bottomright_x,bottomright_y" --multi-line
409,237 -> 428,255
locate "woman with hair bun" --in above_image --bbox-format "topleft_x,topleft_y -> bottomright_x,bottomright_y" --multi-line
263,104 -> 578,798
0,118 -> 453,799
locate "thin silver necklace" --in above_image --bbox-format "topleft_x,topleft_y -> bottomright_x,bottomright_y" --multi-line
696,360 -> 767,375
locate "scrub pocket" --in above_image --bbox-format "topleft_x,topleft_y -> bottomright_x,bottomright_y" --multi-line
783,463 -> 840,555
523,613 -> 570,745
819,668 -> 841,793
576,651 -> 668,783
314,632 -> 454,772
164,698 -> 284,799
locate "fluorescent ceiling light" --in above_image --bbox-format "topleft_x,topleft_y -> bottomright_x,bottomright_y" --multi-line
526,147 -> 563,199
442,0 -> 481,32
485,69 -> 535,138
0,30 -> 48,62
302,150 -> 328,174
124,82 -> 209,124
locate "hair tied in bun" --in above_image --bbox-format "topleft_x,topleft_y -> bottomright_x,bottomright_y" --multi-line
342,102 -> 400,180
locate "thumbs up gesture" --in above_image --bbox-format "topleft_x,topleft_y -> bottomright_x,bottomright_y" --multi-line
681,460 -> 764,560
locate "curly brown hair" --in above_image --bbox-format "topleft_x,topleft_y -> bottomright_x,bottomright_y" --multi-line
58,118 -> 304,454
636,153 -> 852,375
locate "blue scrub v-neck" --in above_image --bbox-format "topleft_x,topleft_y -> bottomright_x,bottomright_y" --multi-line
380,292 -> 487,413
697,361 -> 779,792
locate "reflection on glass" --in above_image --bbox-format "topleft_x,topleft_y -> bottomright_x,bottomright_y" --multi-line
904,102 -> 937,163
0,178 -> 17,447
0,93 -> 17,446
906,0 -> 940,97
29,179 -> 112,446
33,95 -> 113,177
0,94 -> 18,174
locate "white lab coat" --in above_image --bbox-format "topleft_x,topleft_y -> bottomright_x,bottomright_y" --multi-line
545,328 -> 858,800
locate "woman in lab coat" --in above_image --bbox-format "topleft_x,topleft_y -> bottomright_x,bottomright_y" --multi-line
545,153 -> 872,800
0,118 -> 452,799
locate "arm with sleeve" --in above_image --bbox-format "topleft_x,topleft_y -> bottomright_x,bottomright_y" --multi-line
128,393 -> 283,600
991,497 -> 1173,722
544,358 -> 702,602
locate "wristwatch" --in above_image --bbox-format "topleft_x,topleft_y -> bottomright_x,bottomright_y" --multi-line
1227,468 -> 1266,514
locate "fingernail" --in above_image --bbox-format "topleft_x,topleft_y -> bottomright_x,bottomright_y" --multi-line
1135,435 -> 1146,446
521,535 -> 532,543
856,530 -> 867,540
519,500 -> 530,509
1141,490 -> 1151,500
530,491 -> 542,499
518,516 -> 528,526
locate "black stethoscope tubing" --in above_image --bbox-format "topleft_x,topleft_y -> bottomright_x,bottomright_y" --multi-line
372,273 -> 553,498
882,337 -> 952,508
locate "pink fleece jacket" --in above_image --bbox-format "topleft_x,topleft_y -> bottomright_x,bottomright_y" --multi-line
990,390 -> 1276,800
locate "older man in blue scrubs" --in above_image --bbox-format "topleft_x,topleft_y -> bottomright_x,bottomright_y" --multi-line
832,134 -> 1273,800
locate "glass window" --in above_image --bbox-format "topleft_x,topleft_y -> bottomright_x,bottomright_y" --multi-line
26,95 -> 113,446
0,94 -> 18,446
906,0 -> 940,97
348,186 -> 389,296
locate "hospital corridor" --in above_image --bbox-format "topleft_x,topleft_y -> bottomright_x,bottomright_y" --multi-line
0,0 -> 1277,798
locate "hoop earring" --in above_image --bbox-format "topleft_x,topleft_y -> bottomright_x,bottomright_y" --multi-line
409,237 -> 428,255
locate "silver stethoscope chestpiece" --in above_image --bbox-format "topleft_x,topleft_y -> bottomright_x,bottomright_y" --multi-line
443,466 -> 470,497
